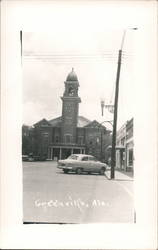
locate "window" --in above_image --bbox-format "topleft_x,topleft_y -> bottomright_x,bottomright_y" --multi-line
42,132 -> 49,137
126,128 -> 133,140
121,137 -> 125,146
55,135 -> 59,143
96,137 -> 100,144
88,156 -> 97,161
128,149 -> 133,166
68,155 -> 79,160
78,136 -> 84,145
88,136 -> 93,145
68,87 -> 74,96
65,134 -> 72,143
82,156 -> 88,161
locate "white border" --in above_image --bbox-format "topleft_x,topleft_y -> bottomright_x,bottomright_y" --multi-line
0,0 -> 157,249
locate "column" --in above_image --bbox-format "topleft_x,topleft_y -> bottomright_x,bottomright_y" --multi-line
51,147 -> 53,160
47,147 -> 50,159
49,147 -> 52,160
71,148 -> 73,154
80,148 -> 82,154
126,148 -> 129,171
59,148 -> 62,160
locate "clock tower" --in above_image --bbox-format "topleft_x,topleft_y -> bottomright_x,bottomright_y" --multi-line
61,68 -> 81,143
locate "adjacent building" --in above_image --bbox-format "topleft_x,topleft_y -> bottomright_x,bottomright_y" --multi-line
23,69 -> 112,161
116,118 -> 134,172
126,118 -> 134,171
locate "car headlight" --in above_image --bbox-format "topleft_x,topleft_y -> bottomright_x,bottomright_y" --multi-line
58,163 -> 65,166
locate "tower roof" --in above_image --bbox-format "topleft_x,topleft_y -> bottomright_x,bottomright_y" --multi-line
66,68 -> 78,81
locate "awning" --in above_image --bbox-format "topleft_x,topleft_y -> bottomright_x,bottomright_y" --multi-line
107,145 -> 125,150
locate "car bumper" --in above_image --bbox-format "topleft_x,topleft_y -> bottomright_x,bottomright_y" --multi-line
57,165 -> 73,170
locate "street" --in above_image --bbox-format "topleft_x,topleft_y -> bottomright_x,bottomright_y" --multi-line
23,161 -> 134,223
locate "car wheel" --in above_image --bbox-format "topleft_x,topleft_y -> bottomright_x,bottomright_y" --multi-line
63,169 -> 69,174
76,168 -> 82,174
100,167 -> 105,175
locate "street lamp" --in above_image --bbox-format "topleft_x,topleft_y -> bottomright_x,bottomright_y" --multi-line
101,100 -> 114,115
102,28 -> 137,179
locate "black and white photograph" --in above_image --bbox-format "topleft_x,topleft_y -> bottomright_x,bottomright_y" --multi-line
22,28 -> 136,224
1,0 -> 157,249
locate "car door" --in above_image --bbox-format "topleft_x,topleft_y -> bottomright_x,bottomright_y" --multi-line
80,156 -> 90,171
88,156 -> 99,172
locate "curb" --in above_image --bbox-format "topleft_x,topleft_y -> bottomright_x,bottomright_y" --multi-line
104,170 -> 133,181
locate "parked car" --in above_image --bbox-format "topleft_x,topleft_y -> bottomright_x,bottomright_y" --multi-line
29,155 -> 47,161
22,155 -> 29,161
22,154 -> 47,162
36,155 -> 47,161
28,156 -> 35,162
57,154 -> 107,175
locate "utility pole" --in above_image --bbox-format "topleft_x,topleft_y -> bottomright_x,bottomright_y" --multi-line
110,49 -> 122,179
100,127 -> 103,161
110,28 -> 137,179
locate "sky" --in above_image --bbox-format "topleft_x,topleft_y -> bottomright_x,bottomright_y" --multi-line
22,31 -> 136,130
22,2 -> 139,130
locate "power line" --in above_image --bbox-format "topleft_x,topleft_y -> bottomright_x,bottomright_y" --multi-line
23,51 -> 133,57
23,53 -> 133,64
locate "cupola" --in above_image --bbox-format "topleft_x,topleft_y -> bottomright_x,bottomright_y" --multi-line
66,68 -> 78,81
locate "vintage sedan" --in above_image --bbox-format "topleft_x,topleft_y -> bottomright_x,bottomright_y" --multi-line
57,154 -> 107,175
22,155 -> 29,161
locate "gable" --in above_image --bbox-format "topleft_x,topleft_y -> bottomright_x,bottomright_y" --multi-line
49,116 -> 62,127
77,116 -> 91,127
84,120 -> 106,129
34,118 -> 52,127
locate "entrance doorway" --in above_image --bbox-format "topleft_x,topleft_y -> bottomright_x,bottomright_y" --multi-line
73,149 -> 80,154
62,148 -> 71,159
53,148 -> 60,160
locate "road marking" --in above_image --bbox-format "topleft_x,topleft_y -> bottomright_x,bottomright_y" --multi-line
116,181 -> 134,198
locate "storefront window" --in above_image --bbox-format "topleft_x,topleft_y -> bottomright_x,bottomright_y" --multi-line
128,149 -> 133,166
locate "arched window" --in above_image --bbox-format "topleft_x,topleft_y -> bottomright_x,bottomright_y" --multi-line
65,134 -> 72,143
68,87 -> 74,96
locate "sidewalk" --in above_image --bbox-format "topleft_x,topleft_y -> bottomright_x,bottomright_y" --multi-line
105,169 -> 133,181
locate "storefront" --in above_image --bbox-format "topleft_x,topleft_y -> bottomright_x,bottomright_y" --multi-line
126,140 -> 134,172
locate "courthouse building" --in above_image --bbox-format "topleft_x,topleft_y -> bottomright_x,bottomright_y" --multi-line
28,69 -> 111,161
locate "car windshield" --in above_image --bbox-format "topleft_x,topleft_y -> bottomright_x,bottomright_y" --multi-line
67,155 -> 79,160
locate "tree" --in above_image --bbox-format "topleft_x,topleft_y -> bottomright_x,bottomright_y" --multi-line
22,125 -> 33,155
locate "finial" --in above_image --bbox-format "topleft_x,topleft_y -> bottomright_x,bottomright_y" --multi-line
72,67 -> 74,71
